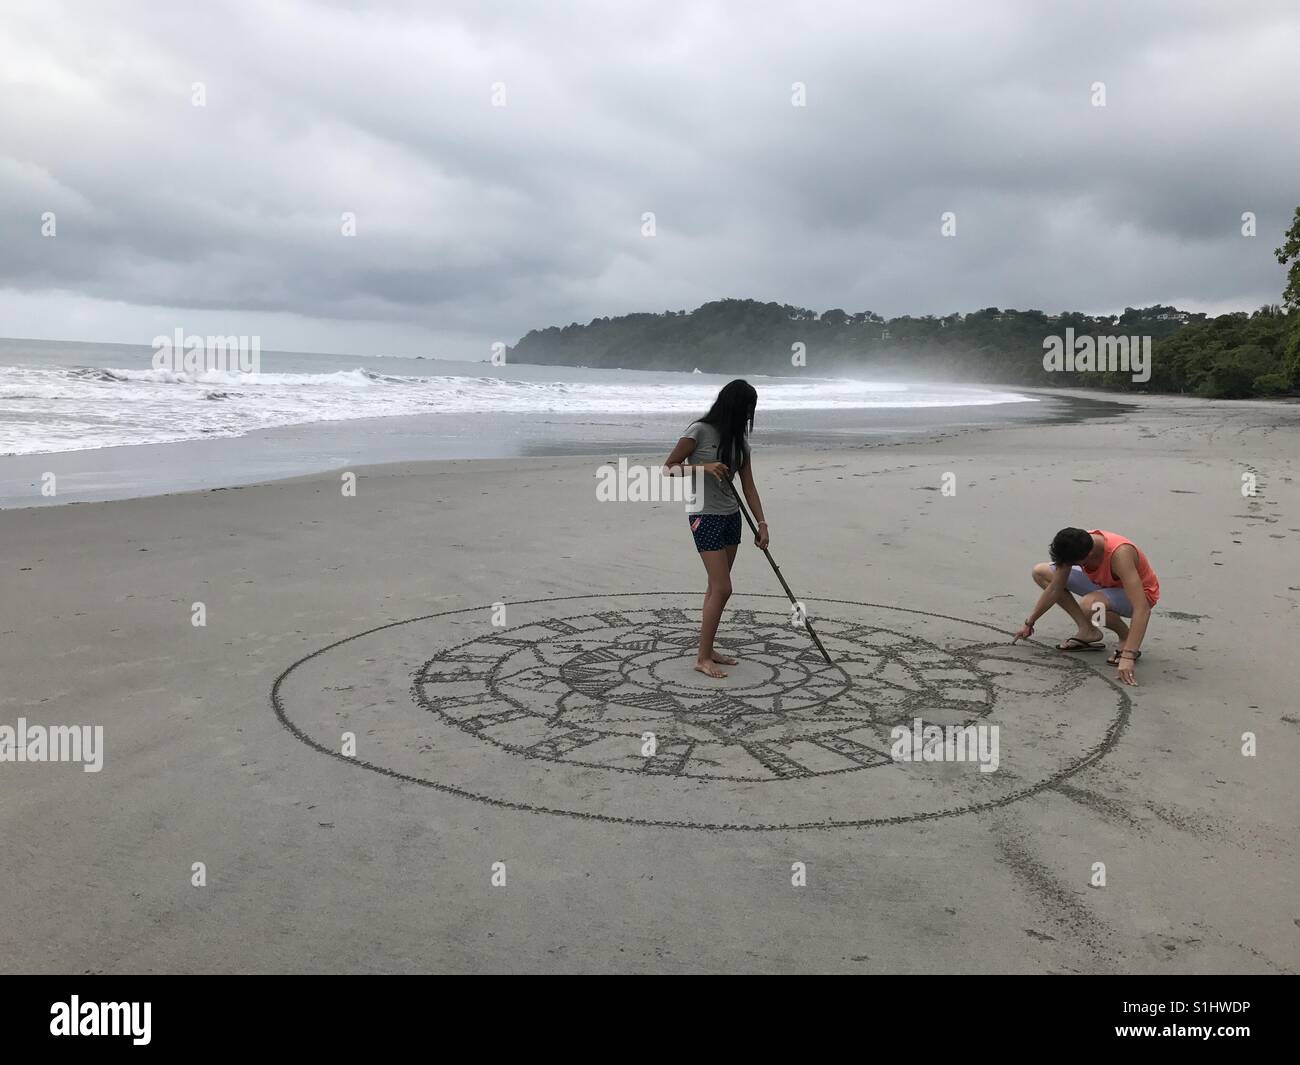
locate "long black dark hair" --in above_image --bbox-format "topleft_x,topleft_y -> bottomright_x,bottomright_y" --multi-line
698,379 -> 757,473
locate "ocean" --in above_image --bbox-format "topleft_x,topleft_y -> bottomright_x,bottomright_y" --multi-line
0,337 -> 1078,507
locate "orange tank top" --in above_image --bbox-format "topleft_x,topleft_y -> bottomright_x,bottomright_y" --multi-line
1083,530 -> 1160,606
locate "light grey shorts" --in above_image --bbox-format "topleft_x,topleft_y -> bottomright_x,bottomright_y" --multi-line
1053,564 -> 1133,617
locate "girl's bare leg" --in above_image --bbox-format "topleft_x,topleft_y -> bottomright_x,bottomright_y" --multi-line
709,543 -> 740,664
696,549 -> 733,677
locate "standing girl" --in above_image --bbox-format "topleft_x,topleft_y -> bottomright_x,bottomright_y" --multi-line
663,379 -> 769,678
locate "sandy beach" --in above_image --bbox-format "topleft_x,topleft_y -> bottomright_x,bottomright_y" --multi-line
1,391 -> 1296,974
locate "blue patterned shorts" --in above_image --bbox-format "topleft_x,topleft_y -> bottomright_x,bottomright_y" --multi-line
688,511 -> 742,552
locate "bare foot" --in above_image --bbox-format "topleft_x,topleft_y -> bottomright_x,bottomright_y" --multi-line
711,651 -> 738,665
694,660 -> 728,678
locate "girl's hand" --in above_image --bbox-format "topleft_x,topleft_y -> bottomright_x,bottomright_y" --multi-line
700,462 -> 730,481
755,522 -> 769,550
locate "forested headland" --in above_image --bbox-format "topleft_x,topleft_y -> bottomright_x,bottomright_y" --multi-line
509,210 -> 1300,399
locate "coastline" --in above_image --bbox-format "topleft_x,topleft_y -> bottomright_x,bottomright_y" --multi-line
1,386 -> 1119,510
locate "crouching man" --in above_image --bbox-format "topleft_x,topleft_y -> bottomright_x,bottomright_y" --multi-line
1013,527 -> 1160,687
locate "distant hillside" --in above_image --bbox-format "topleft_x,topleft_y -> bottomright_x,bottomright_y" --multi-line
510,209 -> 1300,399
509,299 -> 1297,398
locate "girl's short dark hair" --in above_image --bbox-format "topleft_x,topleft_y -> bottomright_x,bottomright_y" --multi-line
1050,527 -> 1094,566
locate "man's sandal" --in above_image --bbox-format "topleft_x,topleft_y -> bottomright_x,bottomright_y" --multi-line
1057,636 -> 1106,651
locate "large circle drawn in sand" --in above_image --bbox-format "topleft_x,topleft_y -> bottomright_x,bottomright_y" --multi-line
270,593 -> 1131,830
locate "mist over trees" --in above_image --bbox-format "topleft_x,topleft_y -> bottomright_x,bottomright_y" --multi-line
510,211 -> 1300,399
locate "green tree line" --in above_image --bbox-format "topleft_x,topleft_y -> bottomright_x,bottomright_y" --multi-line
510,210 -> 1300,399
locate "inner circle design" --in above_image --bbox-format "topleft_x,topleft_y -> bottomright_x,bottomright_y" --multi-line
414,609 -> 995,782
270,592 -> 1131,831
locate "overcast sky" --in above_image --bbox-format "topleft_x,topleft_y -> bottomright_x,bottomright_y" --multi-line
2,0 -> 1298,359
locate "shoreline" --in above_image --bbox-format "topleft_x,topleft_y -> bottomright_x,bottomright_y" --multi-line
1,387 -> 1122,511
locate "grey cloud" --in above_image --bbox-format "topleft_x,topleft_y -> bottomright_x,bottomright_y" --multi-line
1,0 -> 1297,358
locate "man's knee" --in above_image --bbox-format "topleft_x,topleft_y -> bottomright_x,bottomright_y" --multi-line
1032,562 -> 1054,587
1079,591 -> 1119,621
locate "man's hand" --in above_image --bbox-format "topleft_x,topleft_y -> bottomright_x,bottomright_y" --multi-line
1012,620 -> 1034,643
1116,651 -> 1139,686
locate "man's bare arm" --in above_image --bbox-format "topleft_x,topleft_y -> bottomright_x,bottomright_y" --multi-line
1014,565 -> 1072,641
1111,545 -> 1152,655
1028,566 -> 1071,625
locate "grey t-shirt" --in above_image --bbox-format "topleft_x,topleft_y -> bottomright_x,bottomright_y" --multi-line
683,420 -> 750,515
